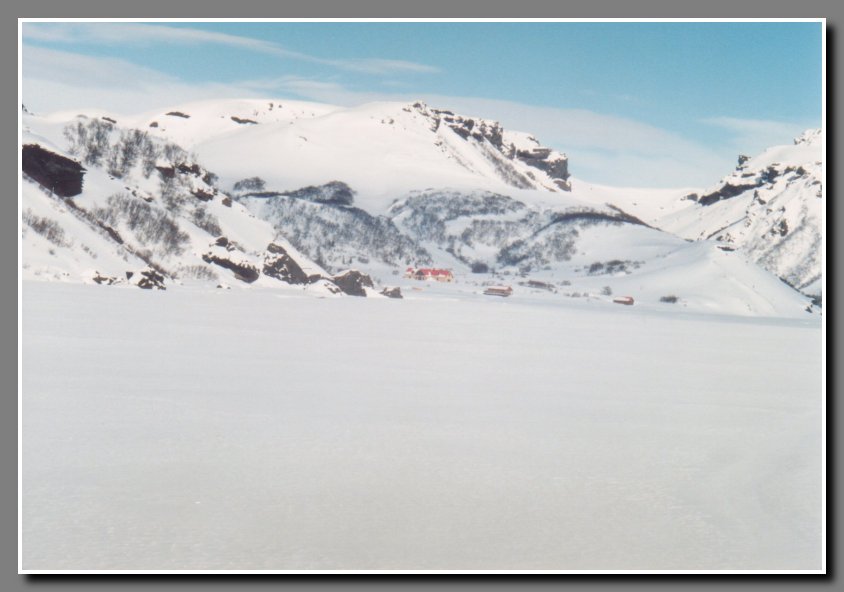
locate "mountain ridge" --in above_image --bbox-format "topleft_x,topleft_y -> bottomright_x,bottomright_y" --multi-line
20,100 -> 821,317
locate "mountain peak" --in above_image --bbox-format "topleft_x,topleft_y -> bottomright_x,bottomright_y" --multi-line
794,128 -> 822,146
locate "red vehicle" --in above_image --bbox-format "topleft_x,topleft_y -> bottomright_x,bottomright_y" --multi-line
613,296 -> 635,305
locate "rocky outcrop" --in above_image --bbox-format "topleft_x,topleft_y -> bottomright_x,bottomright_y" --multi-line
415,103 -> 571,192
22,144 -> 85,197
191,188 -> 215,202
201,253 -> 260,283
213,236 -> 238,251
262,243 -> 321,285
698,181 -> 765,206
330,270 -> 374,297
380,286 -> 403,299
92,272 -> 120,285
432,106 -> 505,147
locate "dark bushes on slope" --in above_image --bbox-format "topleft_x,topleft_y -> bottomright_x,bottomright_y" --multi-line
97,193 -> 190,256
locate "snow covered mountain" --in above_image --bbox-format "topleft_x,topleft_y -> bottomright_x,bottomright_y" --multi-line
648,130 -> 824,300
20,100 -> 821,317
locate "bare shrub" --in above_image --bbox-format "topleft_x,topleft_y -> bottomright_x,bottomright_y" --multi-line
63,119 -> 114,167
177,265 -> 219,281
98,193 -> 190,256
22,210 -> 71,247
161,143 -> 188,166
233,176 -> 266,193
160,177 -> 190,212
191,207 -> 223,236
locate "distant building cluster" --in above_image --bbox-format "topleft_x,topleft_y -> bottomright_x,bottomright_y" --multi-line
405,267 -> 454,282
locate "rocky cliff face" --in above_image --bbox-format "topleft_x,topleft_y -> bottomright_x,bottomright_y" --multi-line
22,144 -> 86,197
416,102 -> 571,191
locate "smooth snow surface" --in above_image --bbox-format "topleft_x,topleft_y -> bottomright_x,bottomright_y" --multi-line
22,282 -> 822,571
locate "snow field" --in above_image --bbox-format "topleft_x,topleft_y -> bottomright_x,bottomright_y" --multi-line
22,282 -> 822,570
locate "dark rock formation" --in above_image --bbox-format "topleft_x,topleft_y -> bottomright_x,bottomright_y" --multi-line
214,236 -> 236,251
92,272 -> 120,285
330,270 -> 374,297
515,147 -> 570,188
192,188 -> 214,202
22,144 -> 85,197
262,243 -> 320,285
155,166 -> 176,179
380,286 -> 403,299
177,163 -> 202,176
201,253 -> 260,283
231,116 -> 258,125
698,182 -> 762,206
165,111 -> 190,118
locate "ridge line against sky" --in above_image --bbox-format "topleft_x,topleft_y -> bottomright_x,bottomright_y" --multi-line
20,20 -> 823,188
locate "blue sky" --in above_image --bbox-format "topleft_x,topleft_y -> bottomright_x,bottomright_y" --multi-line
21,21 -> 823,187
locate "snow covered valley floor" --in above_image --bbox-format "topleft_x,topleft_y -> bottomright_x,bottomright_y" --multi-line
21,281 -> 823,571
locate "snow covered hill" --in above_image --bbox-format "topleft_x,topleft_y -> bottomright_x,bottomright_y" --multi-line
21,111 -> 383,298
144,99 -> 572,206
649,130 -> 824,299
20,101 -> 820,318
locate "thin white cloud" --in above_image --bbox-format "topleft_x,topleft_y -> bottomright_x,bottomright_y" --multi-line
255,76 -> 388,105
21,22 -> 440,75
21,46 -> 268,115
702,116 -> 814,156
